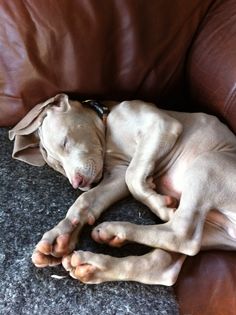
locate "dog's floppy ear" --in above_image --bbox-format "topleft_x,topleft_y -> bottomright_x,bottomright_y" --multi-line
9,93 -> 69,166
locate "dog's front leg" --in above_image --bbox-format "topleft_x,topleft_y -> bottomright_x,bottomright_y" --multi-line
126,119 -> 182,221
32,166 -> 129,268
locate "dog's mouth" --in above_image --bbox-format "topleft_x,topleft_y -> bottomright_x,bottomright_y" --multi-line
71,171 -> 102,191
78,185 -> 91,192
71,174 -> 89,190
77,178 -> 92,191
77,179 -> 100,192
77,168 -> 103,191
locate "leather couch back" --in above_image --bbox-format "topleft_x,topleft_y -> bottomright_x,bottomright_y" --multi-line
188,0 -> 236,133
0,0 -> 214,126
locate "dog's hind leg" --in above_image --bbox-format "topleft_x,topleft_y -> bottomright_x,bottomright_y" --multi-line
92,176 -> 207,255
93,152 -> 236,256
125,112 -> 183,222
201,216 -> 236,251
62,248 -> 186,285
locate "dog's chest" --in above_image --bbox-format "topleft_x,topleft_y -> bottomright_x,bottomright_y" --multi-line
105,133 -> 134,164
105,120 -> 137,163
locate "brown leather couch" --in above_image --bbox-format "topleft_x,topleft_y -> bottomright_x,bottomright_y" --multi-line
1,1 -> 235,314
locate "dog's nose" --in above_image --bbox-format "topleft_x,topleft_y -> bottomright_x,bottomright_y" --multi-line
71,174 -> 84,189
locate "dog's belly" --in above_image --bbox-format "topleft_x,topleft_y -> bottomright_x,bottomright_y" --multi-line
155,174 -> 182,199
154,157 -> 191,199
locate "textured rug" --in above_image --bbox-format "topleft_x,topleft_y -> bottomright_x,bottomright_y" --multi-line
0,128 -> 179,315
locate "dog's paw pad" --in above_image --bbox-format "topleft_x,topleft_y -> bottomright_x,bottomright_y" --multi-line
107,235 -> 127,247
62,251 -> 105,283
33,229 -> 80,268
91,224 -> 127,247
36,240 -> 52,255
72,264 -> 98,282
53,234 -> 71,256
32,250 -> 61,268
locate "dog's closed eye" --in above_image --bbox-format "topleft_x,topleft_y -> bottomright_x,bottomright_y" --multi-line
61,137 -> 69,151
56,162 -> 64,170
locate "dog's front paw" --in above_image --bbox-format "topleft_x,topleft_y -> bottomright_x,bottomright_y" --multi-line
91,222 -> 129,247
32,218 -> 80,268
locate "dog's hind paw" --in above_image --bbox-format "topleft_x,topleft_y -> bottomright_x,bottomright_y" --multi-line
62,251 -> 112,283
91,222 -> 129,247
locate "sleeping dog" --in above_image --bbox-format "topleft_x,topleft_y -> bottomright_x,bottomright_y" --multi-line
9,93 -> 236,285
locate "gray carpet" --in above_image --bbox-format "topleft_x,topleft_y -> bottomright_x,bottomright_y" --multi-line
0,128 -> 179,315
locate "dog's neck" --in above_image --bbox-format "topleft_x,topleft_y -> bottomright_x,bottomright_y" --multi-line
82,100 -> 110,126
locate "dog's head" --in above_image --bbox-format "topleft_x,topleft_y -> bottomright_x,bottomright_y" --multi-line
9,94 -> 106,191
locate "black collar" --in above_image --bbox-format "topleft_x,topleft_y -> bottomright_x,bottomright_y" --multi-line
82,100 -> 109,125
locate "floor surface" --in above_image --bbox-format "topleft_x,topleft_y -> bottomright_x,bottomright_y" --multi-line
0,128 -> 179,315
